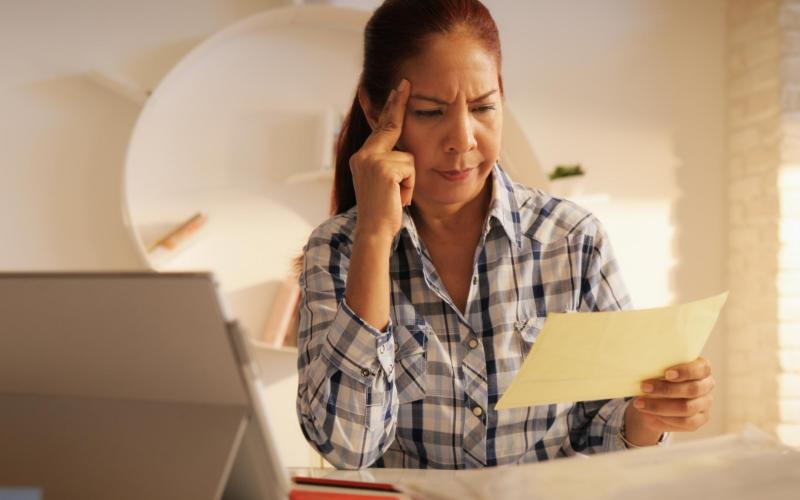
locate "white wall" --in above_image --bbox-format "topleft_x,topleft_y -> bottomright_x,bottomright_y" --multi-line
0,0 -> 727,439
0,0 -> 284,270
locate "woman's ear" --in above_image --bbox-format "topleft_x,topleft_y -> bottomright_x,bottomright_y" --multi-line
357,86 -> 380,131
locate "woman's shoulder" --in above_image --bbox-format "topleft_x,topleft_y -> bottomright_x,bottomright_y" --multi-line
509,181 -> 607,244
304,205 -> 359,251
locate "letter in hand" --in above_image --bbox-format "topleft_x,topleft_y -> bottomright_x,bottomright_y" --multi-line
351,79 -> 416,239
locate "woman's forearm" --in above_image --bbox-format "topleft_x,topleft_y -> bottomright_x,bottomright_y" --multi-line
345,229 -> 394,332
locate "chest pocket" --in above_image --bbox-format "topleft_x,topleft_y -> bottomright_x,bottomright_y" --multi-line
515,317 -> 546,358
393,322 -> 429,404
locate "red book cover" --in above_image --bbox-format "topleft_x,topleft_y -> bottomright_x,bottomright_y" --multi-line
290,490 -> 399,500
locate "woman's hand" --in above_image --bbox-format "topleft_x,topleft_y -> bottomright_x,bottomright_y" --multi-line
623,357 -> 715,445
350,79 -> 415,242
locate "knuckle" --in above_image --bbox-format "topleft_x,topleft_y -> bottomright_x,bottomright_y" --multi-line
351,150 -> 370,167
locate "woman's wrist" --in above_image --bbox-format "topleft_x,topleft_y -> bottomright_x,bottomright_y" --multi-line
623,402 -> 664,447
354,224 -> 396,249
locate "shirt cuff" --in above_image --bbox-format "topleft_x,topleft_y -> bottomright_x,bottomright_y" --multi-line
601,398 -> 630,452
320,299 -> 396,384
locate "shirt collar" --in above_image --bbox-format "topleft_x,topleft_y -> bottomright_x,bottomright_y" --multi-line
391,163 -> 523,253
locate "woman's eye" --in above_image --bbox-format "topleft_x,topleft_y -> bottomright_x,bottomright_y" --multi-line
473,105 -> 496,113
414,109 -> 443,117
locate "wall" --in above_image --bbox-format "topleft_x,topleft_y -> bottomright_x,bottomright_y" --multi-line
727,0 -> 800,445
0,0 -> 727,441
0,0 -> 284,270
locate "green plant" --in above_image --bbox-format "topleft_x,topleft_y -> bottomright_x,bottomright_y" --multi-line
548,164 -> 585,181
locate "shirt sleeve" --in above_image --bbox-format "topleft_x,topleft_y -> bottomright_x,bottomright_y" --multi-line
561,217 -> 639,454
295,221 -> 399,469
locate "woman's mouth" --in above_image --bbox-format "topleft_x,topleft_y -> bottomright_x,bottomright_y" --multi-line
437,168 -> 475,182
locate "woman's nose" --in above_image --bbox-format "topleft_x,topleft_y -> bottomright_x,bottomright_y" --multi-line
444,111 -> 477,154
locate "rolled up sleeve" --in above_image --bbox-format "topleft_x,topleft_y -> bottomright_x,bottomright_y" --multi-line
296,218 -> 399,469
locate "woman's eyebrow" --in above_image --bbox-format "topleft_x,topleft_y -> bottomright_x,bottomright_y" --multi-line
410,89 -> 498,105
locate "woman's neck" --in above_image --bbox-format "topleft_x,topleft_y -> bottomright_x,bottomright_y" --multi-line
410,181 -> 492,241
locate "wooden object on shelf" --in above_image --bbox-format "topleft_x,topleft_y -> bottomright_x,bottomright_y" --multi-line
262,275 -> 301,348
147,212 -> 208,253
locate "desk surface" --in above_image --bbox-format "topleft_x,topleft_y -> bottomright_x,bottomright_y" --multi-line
288,430 -> 800,500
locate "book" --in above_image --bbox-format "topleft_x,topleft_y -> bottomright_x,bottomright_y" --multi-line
262,275 -> 301,347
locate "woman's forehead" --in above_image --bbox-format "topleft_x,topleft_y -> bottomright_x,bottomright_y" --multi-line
400,34 -> 499,103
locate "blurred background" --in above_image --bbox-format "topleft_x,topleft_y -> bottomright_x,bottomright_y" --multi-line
0,0 -> 796,467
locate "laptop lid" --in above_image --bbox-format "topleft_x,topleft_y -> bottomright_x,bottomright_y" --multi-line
0,272 -> 288,500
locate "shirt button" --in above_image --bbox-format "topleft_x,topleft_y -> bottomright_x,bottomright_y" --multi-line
467,338 -> 479,350
360,368 -> 371,377
472,406 -> 484,417
378,344 -> 386,355
472,276 -> 478,285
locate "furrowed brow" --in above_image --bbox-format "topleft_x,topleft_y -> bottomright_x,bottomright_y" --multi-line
410,89 -> 498,105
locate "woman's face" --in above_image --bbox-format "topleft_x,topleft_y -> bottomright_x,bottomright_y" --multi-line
377,34 -> 503,209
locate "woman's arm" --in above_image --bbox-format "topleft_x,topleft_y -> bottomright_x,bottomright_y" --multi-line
297,80 -> 416,469
560,219 -> 649,454
295,220 -> 400,470
563,219 -> 714,450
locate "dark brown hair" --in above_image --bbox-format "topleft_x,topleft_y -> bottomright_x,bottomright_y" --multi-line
331,0 -> 503,215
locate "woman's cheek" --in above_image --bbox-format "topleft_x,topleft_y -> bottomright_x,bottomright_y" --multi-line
400,126 -> 434,159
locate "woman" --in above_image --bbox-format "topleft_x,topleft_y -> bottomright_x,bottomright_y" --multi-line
296,0 -> 714,470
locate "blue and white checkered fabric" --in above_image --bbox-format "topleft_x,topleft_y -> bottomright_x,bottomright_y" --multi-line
297,164 -> 633,469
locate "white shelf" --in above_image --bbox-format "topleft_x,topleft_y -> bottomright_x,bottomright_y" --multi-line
285,169 -> 334,184
86,70 -> 150,105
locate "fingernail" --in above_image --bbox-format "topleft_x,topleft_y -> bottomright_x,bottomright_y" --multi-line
666,370 -> 679,380
641,383 -> 653,393
397,79 -> 408,92
633,399 -> 645,409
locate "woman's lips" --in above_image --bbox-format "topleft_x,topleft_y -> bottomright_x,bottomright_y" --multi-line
436,168 -> 475,182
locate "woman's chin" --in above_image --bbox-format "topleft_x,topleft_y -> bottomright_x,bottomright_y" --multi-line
414,186 -> 485,208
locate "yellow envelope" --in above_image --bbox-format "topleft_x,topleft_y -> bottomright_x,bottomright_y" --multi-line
494,292 -> 729,410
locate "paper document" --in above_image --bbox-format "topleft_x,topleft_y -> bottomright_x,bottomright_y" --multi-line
495,292 -> 728,410
396,427 -> 800,500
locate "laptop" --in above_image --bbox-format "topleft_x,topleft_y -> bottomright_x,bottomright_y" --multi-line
0,272 -> 289,500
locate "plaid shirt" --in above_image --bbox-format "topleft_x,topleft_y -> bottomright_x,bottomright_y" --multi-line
297,164 -> 633,470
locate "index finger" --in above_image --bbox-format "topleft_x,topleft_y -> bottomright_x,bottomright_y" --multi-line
664,357 -> 712,382
362,78 -> 410,153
